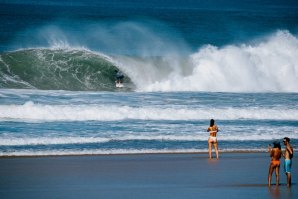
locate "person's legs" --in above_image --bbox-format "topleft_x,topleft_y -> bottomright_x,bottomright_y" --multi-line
208,140 -> 212,159
286,172 -> 291,187
275,165 -> 280,186
268,164 -> 274,186
214,142 -> 219,159
284,160 -> 292,187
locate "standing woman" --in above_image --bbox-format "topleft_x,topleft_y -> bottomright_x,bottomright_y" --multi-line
268,142 -> 282,186
207,119 -> 219,159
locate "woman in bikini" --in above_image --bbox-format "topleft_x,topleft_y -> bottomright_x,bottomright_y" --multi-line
207,119 -> 219,159
268,142 -> 282,186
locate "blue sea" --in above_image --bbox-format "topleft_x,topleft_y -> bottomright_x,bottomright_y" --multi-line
0,0 -> 297,156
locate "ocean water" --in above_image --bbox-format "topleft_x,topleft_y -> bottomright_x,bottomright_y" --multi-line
0,0 -> 297,156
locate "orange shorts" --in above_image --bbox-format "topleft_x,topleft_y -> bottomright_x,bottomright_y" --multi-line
271,160 -> 280,167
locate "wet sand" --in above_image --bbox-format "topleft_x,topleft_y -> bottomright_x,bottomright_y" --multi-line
0,153 -> 296,199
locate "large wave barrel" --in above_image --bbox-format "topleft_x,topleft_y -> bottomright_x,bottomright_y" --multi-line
0,48 -> 133,91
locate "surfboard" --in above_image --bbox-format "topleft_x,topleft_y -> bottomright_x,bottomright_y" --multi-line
116,83 -> 124,88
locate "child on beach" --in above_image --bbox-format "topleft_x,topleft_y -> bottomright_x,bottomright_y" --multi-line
268,142 -> 282,186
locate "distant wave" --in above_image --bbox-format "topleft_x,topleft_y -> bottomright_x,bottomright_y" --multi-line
1,101 -> 297,121
0,48 -> 133,91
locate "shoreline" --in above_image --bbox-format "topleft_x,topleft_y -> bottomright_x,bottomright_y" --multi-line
0,150 -> 269,159
1,152 -> 296,199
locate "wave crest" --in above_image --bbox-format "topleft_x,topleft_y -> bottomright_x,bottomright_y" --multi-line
0,48 -> 133,91
139,30 -> 298,92
1,101 -> 297,121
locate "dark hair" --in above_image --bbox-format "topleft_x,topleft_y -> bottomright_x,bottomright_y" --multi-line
273,142 -> 281,150
283,137 -> 290,142
210,119 -> 215,127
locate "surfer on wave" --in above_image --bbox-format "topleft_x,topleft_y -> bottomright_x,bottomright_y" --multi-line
114,70 -> 124,87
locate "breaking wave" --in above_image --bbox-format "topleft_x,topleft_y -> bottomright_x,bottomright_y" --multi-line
138,30 -> 298,92
0,30 -> 297,92
1,101 -> 297,121
0,48 -> 133,91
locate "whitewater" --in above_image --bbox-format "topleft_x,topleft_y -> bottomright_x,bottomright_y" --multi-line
1,100 -> 298,121
1,89 -> 297,156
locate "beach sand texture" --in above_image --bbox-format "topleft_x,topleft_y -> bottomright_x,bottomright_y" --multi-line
0,153 -> 296,199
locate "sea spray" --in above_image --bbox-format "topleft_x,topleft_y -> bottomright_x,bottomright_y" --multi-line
139,31 -> 298,92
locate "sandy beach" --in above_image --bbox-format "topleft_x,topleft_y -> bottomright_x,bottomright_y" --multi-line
0,152 -> 296,199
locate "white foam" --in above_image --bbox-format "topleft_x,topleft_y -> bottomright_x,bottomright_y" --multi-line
0,148 -> 269,157
0,101 -> 297,121
0,137 -> 110,146
119,30 -> 298,92
1,132 -> 297,147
